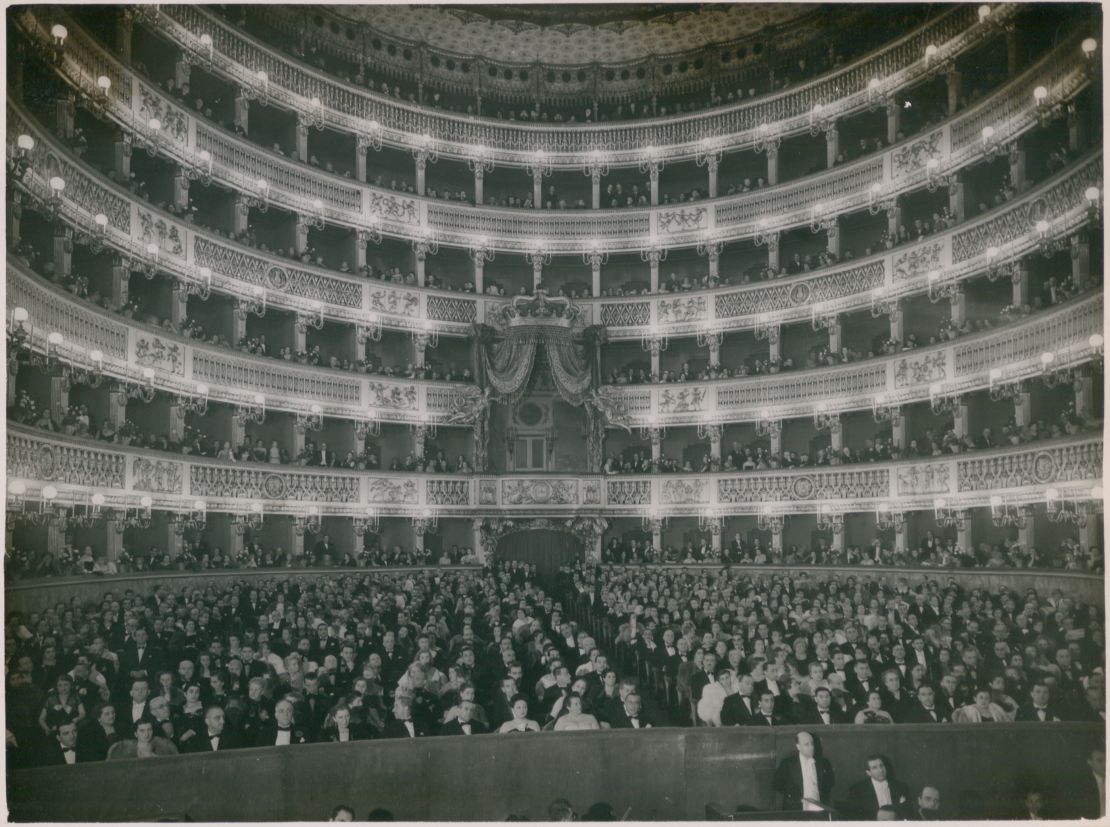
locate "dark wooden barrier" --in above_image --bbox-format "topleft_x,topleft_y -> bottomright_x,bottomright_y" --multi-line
8,723 -> 1101,821
6,565 -> 1103,615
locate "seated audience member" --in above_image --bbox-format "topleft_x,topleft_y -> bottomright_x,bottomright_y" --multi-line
106,719 -> 179,759
552,693 -> 600,731
773,731 -> 835,811
497,695 -> 542,734
848,755 -> 910,819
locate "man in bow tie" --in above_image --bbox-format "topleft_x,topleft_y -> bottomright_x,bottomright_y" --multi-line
40,722 -> 83,766
256,699 -> 308,746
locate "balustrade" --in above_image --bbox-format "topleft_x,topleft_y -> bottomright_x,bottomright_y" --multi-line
7,424 -> 1101,518
14,8 -> 1092,254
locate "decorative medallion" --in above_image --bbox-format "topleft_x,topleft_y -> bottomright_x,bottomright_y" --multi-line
262,474 -> 287,499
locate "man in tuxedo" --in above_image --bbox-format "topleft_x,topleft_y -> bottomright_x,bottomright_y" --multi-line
313,535 -> 339,565
486,677 -> 518,731
376,632 -> 406,689
772,731 -> 835,811
311,441 -> 337,468
117,627 -> 162,687
382,696 -> 429,738
902,685 -> 951,724
846,660 -> 876,708
721,673 -> 756,725
1014,682 -> 1064,722
607,692 -> 652,729
38,722 -> 84,767
438,700 -> 488,736
748,690 -> 784,727
801,687 -> 849,725
123,677 -> 151,727
255,699 -> 309,746
848,755 -> 910,820
1065,748 -> 1106,819
187,706 -> 243,752
689,651 -> 717,704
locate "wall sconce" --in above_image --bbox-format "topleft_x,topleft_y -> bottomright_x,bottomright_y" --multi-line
1039,351 -> 1075,389
242,178 -> 270,213
296,301 -> 325,332
468,144 -> 494,175
696,414 -> 721,441
753,123 -> 781,155
236,285 -> 267,318
470,236 -> 496,266
358,218 -> 384,249
63,348 -> 105,388
70,492 -> 106,529
412,227 -> 439,259
872,393 -> 898,423
927,270 -> 960,303
139,241 -> 160,279
816,506 -> 843,533
989,495 -> 1027,528
40,330 -> 64,372
47,176 -> 65,217
303,199 -> 326,231
235,502 -> 265,534
355,409 -> 382,439
753,219 -> 779,250
924,158 -> 946,193
358,120 -> 383,152
753,315 -> 779,344
695,136 -> 722,170
411,508 -> 439,536
876,502 -> 905,531
581,241 -> 609,268
808,103 -> 832,136
933,498 -> 965,529
924,43 -> 939,66
980,125 -> 1003,159
1089,333 -> 1104,368
124,495 -> 154,530
526,242 -> 553,268
13,134 -> 35,180
186,149 -> 212,186
870,289 -> 898,318
76,212 -> 109,254
123,367 -> 157,403
811,305 -> 836,332
695,229 -> 722,260
137,117 -> 162,157
640,324 -> 668,356
354,509 -> 381,535
583,148 -> 610,179
988,368 -> 1022,401
696,323 -> 722,349
413,411 -> 438,440
358,312 -> 383,344
639,241 -> 667,266
412,319 -> 439,350
813,402 -> 840,432
756,409 -> 782,438
1032,84 -> 1060,125
178,381 -> 209,415
757,504 -> 784,534
809,203 -> 835,234
637,145 -> 663,178
173,499 -> 208,533
411,133 -> 439,166
867,77 -> 891,112
296,403 -> 324,433
638,417 -> 665,442
983,246 -> 1018,283
697,510 -> 723,534
1033,218 -> 1066,257
301,96 -> 326,131
1045,487 -> 1087,526
929,383 -> 960,414
1085,186 -> 1101,224
244,69 -> 269,104
294,505 -> 322,535
235,393 -> 266,425
177,265 -> 212,301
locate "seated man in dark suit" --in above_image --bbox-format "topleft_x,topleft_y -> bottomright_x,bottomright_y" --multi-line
902,684 -> 951,724
186,706 -> 243,753
721,673 -> 757,726
607,692 -> 653,729
1065,747 -> 1105,819
382,696 -> 429,739
38,722 -> 86,767
1014,681 -> 1065,722
254,699 -> 310,746
772,731 -> 835,811
848,755 -> 910,819
438,700 -> 488,736
800,687 -> 850,725
748,689 -> 785,727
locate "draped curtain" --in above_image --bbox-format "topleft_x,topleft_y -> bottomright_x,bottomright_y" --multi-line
495,529 -> 583,579
478,325 -> 594,406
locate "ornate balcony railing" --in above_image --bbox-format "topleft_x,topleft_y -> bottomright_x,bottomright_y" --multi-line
597,292 -> 1104,426
7,425 -> 1101,518
7,261 -> 485,428
8,99 -> 1102,340
18,8 -> 1091,254
9,255 -> 1101,430
143,4 -> 1015,165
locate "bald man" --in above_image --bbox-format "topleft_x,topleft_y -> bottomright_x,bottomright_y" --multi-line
773,731 -> 836,811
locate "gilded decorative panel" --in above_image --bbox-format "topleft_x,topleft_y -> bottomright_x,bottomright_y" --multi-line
132,457 -> 184,494
502,479 -> 578,505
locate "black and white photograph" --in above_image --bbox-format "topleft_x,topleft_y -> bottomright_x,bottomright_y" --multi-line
3,0 -> 1105,820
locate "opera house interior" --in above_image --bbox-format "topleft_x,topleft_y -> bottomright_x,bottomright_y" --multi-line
3,2 -> 1106,821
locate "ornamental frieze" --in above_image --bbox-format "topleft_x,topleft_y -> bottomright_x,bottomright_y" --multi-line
367,477 -> 418,504
662,479 -> 708,505
369,287 -> 419,317
132,457 -> 184,494
894,351 -> 947,388
367,382 -> 419,410
897,464 -> 951,496
600,302 -> 651,328
135,335 -> 185,376
956,440 -> 1102,492
502,479 -> 578,505
137,84 -> 189,144
426,295 -> 478,324
658,296 -> 707,325
368,191 -> 419,225
718,469 -> 888,502
7,435 -> 125,489
189,467 -> 360,501
657,207 -> 708,235
136,208 -> 185,258
659,386 -> 708,414
893,241 -> 944,282
891,129 -> 944,178
582,479 -> 602,505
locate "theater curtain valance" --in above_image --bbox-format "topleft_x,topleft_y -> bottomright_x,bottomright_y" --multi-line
476,324 -> 595,406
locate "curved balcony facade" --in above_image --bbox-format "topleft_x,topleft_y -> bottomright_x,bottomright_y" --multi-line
9,425 -> 1101,519
9,91 -> 1101,337
15,7 -> 1092,254
141,4 -> 1016,164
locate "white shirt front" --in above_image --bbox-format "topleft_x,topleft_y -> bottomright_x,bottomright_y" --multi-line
871,779 -> 892,807
337,730 -> 350,743
275,728 -> 292,746
62,748 -> 76,765
404,721 -> 415,737
1095,773 -> 1106,818
131,701 -> 146,722
801,756 -> 821,810
209,735 -> 220,750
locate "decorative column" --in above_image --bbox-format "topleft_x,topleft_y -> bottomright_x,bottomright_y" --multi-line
704,331 -> 722,369
891,407 -> 907,453
354,230 -> 371,271
355,145 -> 368,183
471,248 -> 490,295
828,415 -> 843,453
413,332 -> 432,369
472,518 -> 487,565
473,168 -> 485,206
295,215 -> 312,257
413,237 -> 436,288
472,407 -> 489,473
115,9 -> 133,64
948,173 -> 965,223
1006,28 -> 1020,76
169,287 -> 188,329
826,123 -> 839,168
889,300 -> 905,343
769,518 -> 783,558
956,513 -> 972,557
175,58 -> 191,96
949,286 -> 967,326
103,519 -> 124,563
160,514 -> 185,560
53,227 -> 73,277
527,152 -> 551,209
1071,234 -> 1091,289
1009,144 -> 1028,194
886,99 -> 901,145
698,233 -> 722,280
649,517 -> 664,553
50,376 -> 70,427
234,93 -> 250,134
526,247 -> 550,292
1068,104 -> 1087,154
167,402 -> 186,443
1075,370 -> 1095,420
709,520 -> 723,555
1014,390 -> 1033,430
412,424 -> 428,459
173,168 -> 190,211
766,145 -> 779,186
55,95 -> 76,141
825,217 -> 841,259
952,401 -> 970,440
697,142 -> 722,199
584,248 -> 607,298
830,517 -> 846,554
1017,514 -> 1035,556
1009,260 -> 1029,306
707,424 -> 722,461
584,156 -> 607,210
707,155 -> 719,198
641,157 -> 662,206
894,520 -> 908,555
827,316 -> 842,353
1079,517 -> 1100,555
649,428 -> 662,463
886,199 -> 902,238
295,117 -> 310,164
946,69 -> 962,115
764,231 -> 780,273
643,248 -> 665,292
646,336 -> 664,377
232,195 -> 251,236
